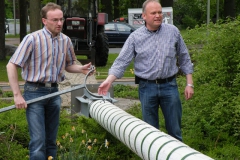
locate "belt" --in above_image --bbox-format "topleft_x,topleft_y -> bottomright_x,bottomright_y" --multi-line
139,75 -> 175,84
26,81 -> 58,87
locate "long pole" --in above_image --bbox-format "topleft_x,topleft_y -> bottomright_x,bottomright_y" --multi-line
0,84 -> 85,113
90,100 -> 214,160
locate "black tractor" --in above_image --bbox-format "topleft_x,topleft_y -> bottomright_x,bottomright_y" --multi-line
56,0 -> 109,66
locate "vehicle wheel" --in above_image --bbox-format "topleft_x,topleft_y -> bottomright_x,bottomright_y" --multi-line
95,32 -> 109,67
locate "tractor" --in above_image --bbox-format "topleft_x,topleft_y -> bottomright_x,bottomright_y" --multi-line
56,0 -> 109,66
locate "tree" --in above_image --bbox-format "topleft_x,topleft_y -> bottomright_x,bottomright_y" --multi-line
0,0 -> 6,60
19,0 -> 27,41
30,0 -> 41,33
100,0 -> 113,21
113,0 -> 120,20
5,0 -> 13,18
160,0 -> 173,7
224,0 -> 236,18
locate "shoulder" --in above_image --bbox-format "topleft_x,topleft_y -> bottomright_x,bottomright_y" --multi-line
161,23 -> 180,33
59,33 -> 72,41
130,26 -> 148,38
23,29 -> 47,42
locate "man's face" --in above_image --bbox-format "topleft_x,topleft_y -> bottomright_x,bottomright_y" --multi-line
142,2 -> 163,31
42,9 -> 64,36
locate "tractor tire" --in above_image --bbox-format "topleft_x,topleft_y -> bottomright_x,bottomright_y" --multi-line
95,32 -> 109,67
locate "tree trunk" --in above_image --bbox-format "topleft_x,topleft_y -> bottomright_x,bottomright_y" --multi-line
101,0 -> 113,21
160,0 -> 173,7
224,0 -> 236,18
30,0 -> 41,33
113,0 -> 119,20
19,0 -> 27,42
0,0 -> 6,60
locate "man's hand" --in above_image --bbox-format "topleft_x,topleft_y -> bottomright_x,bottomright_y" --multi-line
14,94 -> 27,109
98,75 -> 117,95
184,86 -> 194,100
98,80 -> 112,95
81,62 -> 95,75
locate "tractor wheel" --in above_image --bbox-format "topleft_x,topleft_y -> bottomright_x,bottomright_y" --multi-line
95,32 -> 109,67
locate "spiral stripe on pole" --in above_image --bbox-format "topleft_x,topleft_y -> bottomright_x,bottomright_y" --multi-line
89,100 -> 214,160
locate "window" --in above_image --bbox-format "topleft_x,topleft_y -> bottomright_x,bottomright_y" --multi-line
116,24 -> 131,32
104,24 -> 115,31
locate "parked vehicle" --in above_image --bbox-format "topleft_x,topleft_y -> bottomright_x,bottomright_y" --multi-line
5,18 -> 9,33
104,22 -> 136,45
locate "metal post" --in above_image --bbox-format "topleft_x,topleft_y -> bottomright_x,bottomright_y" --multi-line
207,0 -> 210,25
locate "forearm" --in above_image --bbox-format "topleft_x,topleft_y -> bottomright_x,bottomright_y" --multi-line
106,75 -> 117,84
65,64 -> 82,73
186,74 -> 193,85
6,63 -> 21,96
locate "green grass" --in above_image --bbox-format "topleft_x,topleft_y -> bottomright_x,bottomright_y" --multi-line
75,54 -> 134,79
0,54 -> 134,82
0,56 -> 22,82
5,34 -> 20,38
95,54 -> 134,79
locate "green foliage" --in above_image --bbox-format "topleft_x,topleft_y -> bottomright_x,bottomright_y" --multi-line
113,84 -> 138,99
173,0 -> 223,29
2,91 -> 13,97
0,56 -> 22,82
0,100 -> 29,159
181,15 -> 198,29
5,0 -> 13,18
57,111 -> 140,160
41,0 -> 55,5
178,17 -> 240,159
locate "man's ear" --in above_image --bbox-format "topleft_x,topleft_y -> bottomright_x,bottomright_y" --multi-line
42,18 -> 47,25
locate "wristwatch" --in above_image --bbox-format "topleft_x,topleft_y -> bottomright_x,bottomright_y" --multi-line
187,84 -> 194,88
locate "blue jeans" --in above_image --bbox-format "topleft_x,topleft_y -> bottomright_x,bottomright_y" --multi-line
138,77 -> 182,141
23,83 -> 61,160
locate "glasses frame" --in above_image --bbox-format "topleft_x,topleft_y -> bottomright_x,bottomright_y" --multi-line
45,18 -> 65,23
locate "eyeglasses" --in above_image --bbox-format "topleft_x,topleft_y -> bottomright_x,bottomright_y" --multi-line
45,18 -> 65,23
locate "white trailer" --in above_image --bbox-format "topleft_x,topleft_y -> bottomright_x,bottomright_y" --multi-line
128,7 -> 173,28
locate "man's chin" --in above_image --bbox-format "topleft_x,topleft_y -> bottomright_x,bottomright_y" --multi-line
154,21 -> 162,25
56,28 -> 62,32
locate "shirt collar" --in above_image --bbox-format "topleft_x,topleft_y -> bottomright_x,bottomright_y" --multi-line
144,24 -> 162,33
43,27 -> 60,39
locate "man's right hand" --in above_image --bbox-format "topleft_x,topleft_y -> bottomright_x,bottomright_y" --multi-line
14,95 -> 27,109
98,80 -> 112,95
98,75 -> 117,95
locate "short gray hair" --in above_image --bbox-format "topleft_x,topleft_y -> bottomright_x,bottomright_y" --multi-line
142,0 -> 161,13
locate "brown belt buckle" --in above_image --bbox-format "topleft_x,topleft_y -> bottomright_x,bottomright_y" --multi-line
45,82 -> 51,87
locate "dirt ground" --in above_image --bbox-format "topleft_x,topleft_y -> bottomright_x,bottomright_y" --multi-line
5,38 -> 20,46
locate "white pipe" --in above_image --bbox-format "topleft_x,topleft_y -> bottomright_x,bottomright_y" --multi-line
89,100 -> 214,160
